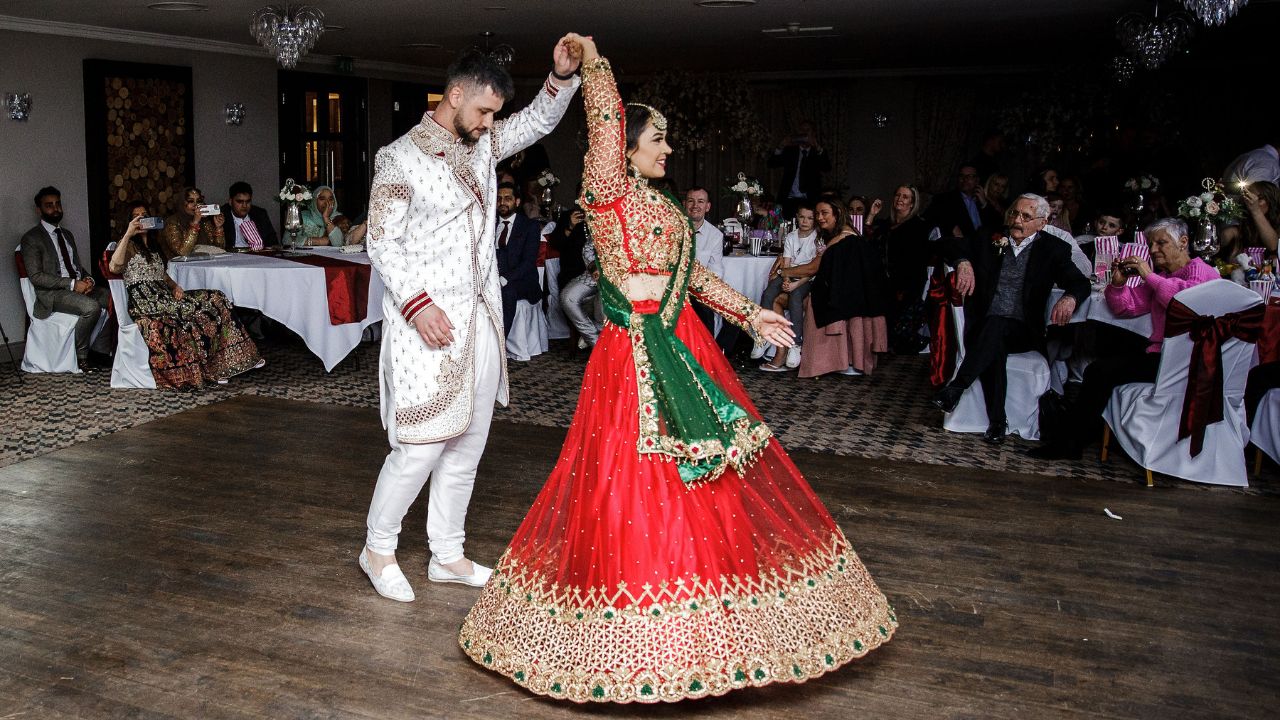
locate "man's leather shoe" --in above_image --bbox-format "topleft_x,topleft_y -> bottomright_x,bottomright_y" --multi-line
932,385 -> 964,413
983,422 -> 1007,444
1027,443 -> 1082,460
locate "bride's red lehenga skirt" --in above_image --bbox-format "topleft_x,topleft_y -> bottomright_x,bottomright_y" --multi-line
459,303 -> 896,703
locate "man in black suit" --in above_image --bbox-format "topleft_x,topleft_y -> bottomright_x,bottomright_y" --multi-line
768,121 -> 831,218
18,186 -> 111,370
932,194 -> 1090,442
495,182 -> 542,341
220,181 -> 279,250
924,163 -> 987,244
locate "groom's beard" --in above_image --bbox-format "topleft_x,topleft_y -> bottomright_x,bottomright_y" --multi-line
455,117 -> 484,146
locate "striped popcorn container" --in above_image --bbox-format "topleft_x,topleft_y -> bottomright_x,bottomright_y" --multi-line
1120,241 -> 1151,287
1095,235 -> 1120,264
1247,247 -> 1266,270
1250,280 -> 1274,300
850,213 -> 864,234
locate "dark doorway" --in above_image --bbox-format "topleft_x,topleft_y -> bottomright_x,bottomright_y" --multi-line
278,71 -> 369,221
390,81 -> 444,139
83,60 -> 195,280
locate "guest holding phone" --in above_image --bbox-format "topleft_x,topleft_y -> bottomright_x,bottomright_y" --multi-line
162,186 -> 224,257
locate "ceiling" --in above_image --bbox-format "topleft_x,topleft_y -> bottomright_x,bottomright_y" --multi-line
4,0 -> 1278,77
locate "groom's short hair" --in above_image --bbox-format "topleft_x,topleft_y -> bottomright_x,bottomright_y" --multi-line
446,49 -> 514,102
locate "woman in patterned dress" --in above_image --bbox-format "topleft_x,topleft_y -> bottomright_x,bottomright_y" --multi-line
459,35 -> 896,703
109,202 -> 263,390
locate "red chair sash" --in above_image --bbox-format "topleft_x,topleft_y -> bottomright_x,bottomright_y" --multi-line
926,266 -> 965,387
1163,297 -> 1265,456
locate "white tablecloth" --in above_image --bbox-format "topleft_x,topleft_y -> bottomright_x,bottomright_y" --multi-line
1048,286 -> 1153,338
721,254 -> 776,304
169,248 -> 385,372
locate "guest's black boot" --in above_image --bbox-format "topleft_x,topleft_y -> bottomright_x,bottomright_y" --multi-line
932,385 -> 965,413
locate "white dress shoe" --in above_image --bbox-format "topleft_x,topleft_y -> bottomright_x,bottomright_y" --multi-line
749,340 -> 769,360
427,557 -> 493,588
785,346 -> 801,368
359,549 -> 415,602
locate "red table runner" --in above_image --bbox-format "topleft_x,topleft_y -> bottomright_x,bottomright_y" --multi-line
279,253 -> 372,325
1260,296 -> 1280,364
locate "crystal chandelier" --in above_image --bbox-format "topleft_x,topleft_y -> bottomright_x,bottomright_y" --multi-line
475,31 -> 514,69
1180,0 -> 1248,26
1116,3 -> 1192,70
1110,56 -> 1136,85
250,4 -> 325,69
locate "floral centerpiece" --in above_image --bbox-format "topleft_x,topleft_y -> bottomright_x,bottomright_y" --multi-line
536,169 -> 560,188
1123,174 -> 1160,194
726,172 -> 764,229
535,169 -> 560,215
1178,178 -> 1244,260
277,178 -> 312,247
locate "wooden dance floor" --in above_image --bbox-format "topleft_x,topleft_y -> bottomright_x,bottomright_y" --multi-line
1,395 -> 1276,719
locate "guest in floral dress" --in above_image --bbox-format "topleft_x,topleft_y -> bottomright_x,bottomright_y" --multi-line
108,202 -> 263,389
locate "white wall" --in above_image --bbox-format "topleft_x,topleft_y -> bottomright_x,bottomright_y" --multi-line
0,28 -> 280,347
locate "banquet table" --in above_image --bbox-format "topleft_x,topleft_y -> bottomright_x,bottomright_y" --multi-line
721,253 -> 776,304
169,248 -> 384,371
1048,285 -> 1153,338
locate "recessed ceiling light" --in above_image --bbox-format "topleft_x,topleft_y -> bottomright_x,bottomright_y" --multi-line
147,2 -> 209,10
401,43 -> 444,49
697,0 -> 756,7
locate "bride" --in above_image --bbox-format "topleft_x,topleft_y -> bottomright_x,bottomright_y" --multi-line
459,34 -> 896,703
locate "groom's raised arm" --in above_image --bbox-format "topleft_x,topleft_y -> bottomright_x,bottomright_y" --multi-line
490,36 -> 582,162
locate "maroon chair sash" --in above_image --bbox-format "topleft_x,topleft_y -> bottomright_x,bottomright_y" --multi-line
926,266 -> 965,387
1162,297 -> 1265,456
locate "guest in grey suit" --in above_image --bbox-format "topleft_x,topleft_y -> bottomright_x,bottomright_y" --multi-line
19,186 -> 111,370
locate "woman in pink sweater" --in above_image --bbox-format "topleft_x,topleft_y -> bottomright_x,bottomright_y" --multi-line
1031,217 -> 1218,459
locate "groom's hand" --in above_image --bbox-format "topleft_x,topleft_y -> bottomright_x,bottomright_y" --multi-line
413,305 -> 455,349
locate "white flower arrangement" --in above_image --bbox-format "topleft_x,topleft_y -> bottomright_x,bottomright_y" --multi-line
277,178 -> 312,203
727,172 -> 764,197
1123,174 -> 1160,193
536,169 -> 560,188
1177,178 -> 1243,224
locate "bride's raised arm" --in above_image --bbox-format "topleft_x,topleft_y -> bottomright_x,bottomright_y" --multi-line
577,51 -> 628,209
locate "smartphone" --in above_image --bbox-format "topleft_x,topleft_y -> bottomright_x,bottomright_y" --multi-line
139,216 -> 165,230
199,204 -> 221,217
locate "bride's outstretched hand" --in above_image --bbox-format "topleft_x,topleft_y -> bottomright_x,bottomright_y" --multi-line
755,309 -> 796,348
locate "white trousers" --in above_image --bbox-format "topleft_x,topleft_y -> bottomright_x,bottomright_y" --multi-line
560,276 -> 602,345
364,320 -> 502,563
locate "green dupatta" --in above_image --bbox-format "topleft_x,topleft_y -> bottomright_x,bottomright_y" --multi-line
597,190 -> 772,487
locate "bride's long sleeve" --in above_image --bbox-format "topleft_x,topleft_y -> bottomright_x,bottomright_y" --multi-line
579,58 -> 627,209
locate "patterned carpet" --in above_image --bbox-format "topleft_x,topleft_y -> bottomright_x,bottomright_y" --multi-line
2,337 -> 1275,491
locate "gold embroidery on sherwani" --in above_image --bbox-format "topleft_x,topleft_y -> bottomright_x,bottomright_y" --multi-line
410,115 -> 486,210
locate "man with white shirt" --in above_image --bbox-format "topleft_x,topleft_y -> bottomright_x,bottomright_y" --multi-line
220,181 -> 279,250
756,202 -> 819,370
1223,140 -> 1280,187
684,187 -> 726,338
18,186 -> 110,371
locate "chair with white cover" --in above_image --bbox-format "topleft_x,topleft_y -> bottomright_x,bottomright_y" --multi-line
505,275 -> 549,362
14,247 -> 106,374
1253,389 -> 1280,476
942,295 -> 1051,440
103,242 -> 156,389
1102,280 -> 1262,487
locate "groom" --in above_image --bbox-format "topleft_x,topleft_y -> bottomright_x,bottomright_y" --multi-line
361,38 -> 582,602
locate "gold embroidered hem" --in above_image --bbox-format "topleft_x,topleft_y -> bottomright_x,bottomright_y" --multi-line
458,535 -> 897,704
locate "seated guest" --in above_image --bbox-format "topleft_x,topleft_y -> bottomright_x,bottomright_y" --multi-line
220,181 -> 279,249
978,173 -> 1011,231
109,201 -> 263,389
1223,139 -> 1280,187
797,196 -> 889,378
757,202 -> 819,370
559,229 -> 603,353
495,182 -> 542,341
932,194 -> 1090,443
163,186 -> 225,257
1030,217 -> 1219,459
19,185 -> 112,371
872,184 -> 933,353
925,163 -> 986,244
299,185 -> 346,246
846,194 -> 868,228
1046,192 -> 1073,235
1218,180 -> 1279,259
1059,175 -> 1088,234
684,186 -> 727,337
1074,207 -> 1127,264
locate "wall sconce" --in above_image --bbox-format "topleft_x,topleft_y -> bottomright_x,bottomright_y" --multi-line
224,102 -> 245,126
6,93 -> 32,121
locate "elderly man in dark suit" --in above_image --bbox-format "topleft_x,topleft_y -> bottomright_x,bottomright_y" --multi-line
19,186 -> 111,370
768,121 -> 831,218
932,193 -> 1090,442
494,181 -> 542,340
220,181 -> 279,249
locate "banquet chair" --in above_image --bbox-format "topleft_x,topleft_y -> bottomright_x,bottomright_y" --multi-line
1251,388 -> 1279,476
506,268 -> 549,362
942,276 -> 1051,440
14,247 -> 107,374
1102,280 -> 1261,487
102,243 -> 157,389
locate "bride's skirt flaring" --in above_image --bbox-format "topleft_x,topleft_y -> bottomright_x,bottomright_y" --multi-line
459,304 -> 896,703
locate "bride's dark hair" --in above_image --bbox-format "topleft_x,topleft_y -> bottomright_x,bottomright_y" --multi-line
624,104 -> 656,153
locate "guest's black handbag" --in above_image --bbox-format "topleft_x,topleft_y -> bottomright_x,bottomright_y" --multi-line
1037,389 -> 1069,446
